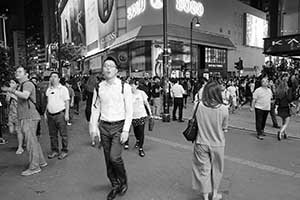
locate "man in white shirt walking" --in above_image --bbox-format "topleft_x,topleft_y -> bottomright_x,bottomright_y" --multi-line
45,72 -> 70,159
90,56 -> 133,200
171,79 -> 185,122
251,77 -> 272,140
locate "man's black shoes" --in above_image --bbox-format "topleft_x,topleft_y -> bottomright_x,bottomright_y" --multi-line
107,184 -> 128,200
118,184 -> 128,196
107,188 -> 119,200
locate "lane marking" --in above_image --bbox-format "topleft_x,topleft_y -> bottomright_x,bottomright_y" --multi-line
146,136 -> 300,179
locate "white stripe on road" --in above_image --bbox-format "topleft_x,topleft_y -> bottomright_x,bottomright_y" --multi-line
146,136 -> 300,179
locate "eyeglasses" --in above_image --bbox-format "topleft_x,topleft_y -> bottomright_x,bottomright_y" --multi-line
103,64 -> 117,69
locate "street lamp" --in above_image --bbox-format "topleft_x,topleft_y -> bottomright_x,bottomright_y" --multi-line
190,16 -> 200,79
0,14 -> 8,48
161,0 -> 170,122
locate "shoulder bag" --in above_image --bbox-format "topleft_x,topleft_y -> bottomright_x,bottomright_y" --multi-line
182,102 -> 200,142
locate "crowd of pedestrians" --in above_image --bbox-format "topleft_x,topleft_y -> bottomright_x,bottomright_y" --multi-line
1,58 -> 300,200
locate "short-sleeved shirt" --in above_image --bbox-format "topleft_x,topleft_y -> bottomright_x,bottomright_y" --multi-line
132,90 -> 148,119
17,80 -> 41,120
46,84 -> 70,114
253,87 -> 272,111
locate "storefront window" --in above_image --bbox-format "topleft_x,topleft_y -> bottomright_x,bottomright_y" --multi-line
205,47 -> 227,69
129,41 -> 152,77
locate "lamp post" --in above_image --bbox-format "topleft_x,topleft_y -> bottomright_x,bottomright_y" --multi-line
0,14 -> 8,48
190,16 -> 200,79
161,0 -> 170,122
55,0 -> 62,76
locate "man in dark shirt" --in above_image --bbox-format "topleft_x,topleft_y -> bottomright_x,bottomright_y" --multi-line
151,76 -> 162,119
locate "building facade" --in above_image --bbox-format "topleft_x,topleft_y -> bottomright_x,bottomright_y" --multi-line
59,0 -> 267,78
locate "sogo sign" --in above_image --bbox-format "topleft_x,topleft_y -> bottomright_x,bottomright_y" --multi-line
127,0 -> 204,20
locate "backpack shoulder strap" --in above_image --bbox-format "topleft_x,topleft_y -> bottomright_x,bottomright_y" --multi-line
121,80 -> 125,94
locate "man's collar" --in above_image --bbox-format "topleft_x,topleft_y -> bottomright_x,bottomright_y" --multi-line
105,77 -> 120,85
50,83 -> 63,89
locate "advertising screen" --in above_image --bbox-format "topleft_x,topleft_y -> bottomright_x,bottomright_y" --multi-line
245,13 -> 268,48
61,0 -> 86,45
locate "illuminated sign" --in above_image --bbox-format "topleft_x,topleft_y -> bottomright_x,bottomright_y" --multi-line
127,0 -> 146,20
176,0 -> 204,17
127,0 -> 204,21
150,0 -> 163,9
245,13 -> 268,48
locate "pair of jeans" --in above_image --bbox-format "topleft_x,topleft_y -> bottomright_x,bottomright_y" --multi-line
152,97 -> 161,117
47,111 -> 68,153
99,121 -> 127,188
133,123 -> 145,148
20,119 -> 46,170
255,108 -> 269,136
173,98 -> 183,120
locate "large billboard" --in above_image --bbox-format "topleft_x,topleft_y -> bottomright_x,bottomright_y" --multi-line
61,0 -> 86,45
61,0 -> 117,55
245,13 -> 268,48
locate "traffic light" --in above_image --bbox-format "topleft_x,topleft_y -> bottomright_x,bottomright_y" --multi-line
234,59 -> 243,70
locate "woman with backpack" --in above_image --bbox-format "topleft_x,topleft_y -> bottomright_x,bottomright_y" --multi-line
6,79 -> 24,153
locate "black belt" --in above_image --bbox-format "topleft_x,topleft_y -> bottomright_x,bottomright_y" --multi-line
100,120 -> 124,125
48,110 -> 65,116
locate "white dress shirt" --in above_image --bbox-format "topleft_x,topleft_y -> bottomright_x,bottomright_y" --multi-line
171,83 -> 185,98
90,78 -> 133,133
46,84 -> 70,113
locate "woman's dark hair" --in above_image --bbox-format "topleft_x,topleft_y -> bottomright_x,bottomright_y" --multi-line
276,80 -> 288,99
202,81 -> 224,108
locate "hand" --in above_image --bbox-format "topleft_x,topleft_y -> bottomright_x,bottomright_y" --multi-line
120,131 -> 129,144
1,86 -> 10,92
250,108 -> 254,112
70,103 -> 74,108
64,113 -> 69,122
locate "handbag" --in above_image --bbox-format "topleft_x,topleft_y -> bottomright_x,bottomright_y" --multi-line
182,102 -> 200,142
148,117 -> 154,131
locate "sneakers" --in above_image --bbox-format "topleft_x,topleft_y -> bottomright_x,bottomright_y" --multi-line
124,144 -> 129,150
21,168 -> 41,176
40,163 -> 48,168
48,151 -> 59,159
0,138 -> 7,144
134,141 -> 140,148
67,122 -> 72,126
58,152 -> 68,160
139,149 -> 145,157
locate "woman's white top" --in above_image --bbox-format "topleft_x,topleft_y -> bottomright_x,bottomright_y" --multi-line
132,90 -> 148,119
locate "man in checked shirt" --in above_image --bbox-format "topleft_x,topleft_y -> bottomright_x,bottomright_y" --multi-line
89,56 -> 133,200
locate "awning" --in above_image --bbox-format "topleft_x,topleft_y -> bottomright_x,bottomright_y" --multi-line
110,24 -> 236,50
109,26 -> 142,49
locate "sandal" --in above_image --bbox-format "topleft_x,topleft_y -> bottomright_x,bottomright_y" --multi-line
16,148 -> 24,155
212,193 -> 223,200
0,138 -> 7,144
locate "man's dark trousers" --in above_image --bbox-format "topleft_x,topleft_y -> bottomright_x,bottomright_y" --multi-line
47,111 -> 68,153
255,108 -> 269,136
99,120 -> 127,189
173,97 -> 183,120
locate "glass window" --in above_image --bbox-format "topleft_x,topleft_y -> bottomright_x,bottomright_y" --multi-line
205,47 -> 227,64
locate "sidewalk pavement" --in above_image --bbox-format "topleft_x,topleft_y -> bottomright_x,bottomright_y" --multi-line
182,100 -> 300,139
1,103 -> 300,200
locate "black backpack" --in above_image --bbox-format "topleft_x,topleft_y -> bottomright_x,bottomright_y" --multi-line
20,80 -> 48,115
